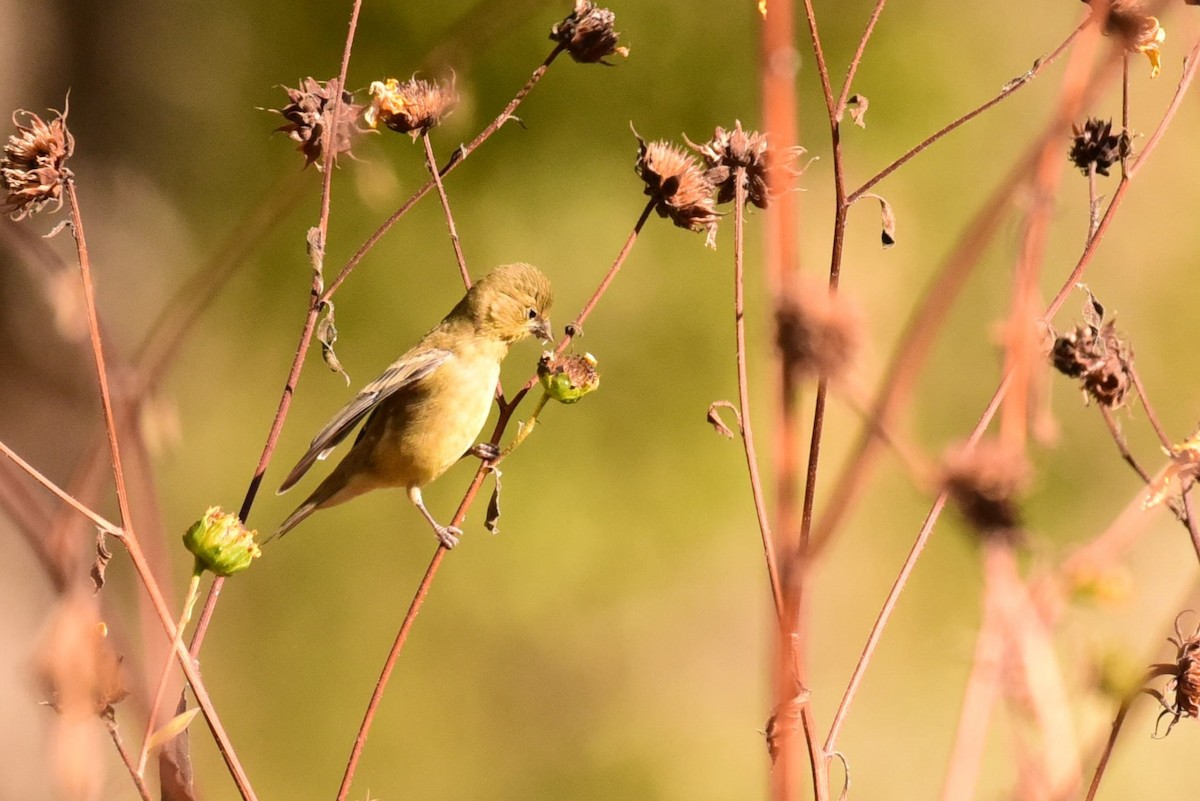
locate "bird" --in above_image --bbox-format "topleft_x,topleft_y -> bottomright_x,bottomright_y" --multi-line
274,262 -> 553,547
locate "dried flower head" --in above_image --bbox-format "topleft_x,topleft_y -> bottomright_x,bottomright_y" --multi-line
688,121 -> 800,210
774,280 -> 861,385
36,594 -> 129,719
183,506 -> 261,577
365,77 -> 458,138
635,134 -> 720,247
1049,291 -> 1132,408
1068,118 -> 1130,177
550,0 -> 629,64
538,351 -> 600,404
1084,0 -> 1165,77
1144,428 -> 1200,510
270,78 -> 364,169
1,106 -> 74,220
941,438 -> 1029,540
1147,614 -> 1200,736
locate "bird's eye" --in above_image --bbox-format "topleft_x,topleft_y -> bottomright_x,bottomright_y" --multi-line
527,308 -> 538,320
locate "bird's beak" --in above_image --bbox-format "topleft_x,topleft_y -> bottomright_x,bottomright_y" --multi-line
530,317 -> 552,342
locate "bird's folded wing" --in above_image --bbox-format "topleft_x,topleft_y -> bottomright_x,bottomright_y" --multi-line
277,347 -> 453,493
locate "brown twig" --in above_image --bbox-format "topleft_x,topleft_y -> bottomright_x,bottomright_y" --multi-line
105,715 -> 153,801
847,18 -> 1090,204
422,130 -> 472,289
834,0 -> 888,120
732,168 -> 785,623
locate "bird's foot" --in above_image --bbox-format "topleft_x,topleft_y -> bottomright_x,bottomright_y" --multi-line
470,442 -> 501,462
435,524 -> 463,549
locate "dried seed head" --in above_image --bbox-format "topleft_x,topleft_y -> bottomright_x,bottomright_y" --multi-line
688,121 -> 798,210
1068,118 -> 1130,177
270,78 -> 364,169
538,351 -> 601,404
1,107 -> 74,220
635,134 -> 720,247
1049,313 -> 1132,409
1084,0 -> 1165,77
941,439 -> 1029,540
36,594 -> 129,719
774,281 -> 861,385
550,0 -> 629,64
365,77 -> 458,139
1150,615 -> 1200,736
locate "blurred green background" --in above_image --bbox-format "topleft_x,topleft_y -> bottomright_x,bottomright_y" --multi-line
3,1 -> 1200,799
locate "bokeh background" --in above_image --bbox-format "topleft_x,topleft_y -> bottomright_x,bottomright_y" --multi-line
3,1 -> 1200,799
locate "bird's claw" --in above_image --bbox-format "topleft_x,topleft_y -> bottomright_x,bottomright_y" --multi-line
470,442 -> 501,462
436,525 -> 463,549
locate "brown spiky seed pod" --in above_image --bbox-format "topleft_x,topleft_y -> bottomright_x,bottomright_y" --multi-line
1050,310 -> 1132,410
1,107 -> 74,220
550,0 -> 629,64
634,135 -> 720,247
774,281 -> 861,385
1068,118 -> 1130,177
941,439 -> 1029,541
688,121 -> 784,209
365,77 -> 458,139
271,77 -> 364,169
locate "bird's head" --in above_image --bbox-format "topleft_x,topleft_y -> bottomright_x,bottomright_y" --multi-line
465,262 -> 554,344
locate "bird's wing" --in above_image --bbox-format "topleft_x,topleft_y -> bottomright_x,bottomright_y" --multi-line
277,347 -> 453,493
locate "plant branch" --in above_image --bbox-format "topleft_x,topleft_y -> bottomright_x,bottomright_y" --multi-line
834,0 -> 888,119
422,131 -> 472,289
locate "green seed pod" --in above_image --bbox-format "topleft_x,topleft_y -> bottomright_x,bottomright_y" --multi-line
183,507 -> 261,577
538,352 -> 600,404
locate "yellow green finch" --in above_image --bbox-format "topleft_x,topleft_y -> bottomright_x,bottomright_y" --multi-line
276,263 -> 553,546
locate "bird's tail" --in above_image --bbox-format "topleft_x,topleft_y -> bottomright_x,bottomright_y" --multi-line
267,499 -> 319,543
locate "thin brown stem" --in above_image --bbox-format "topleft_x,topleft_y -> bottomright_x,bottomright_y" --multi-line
566,199 -> 656,334
848,19 -> 1090,204
66,179 -> 135,533
1084,697 -> 1132,801
834,0 -> 887,119
321,46 -> 564,303
106,716 -> 153,801
1099,405 -> 1152,483
0,439 -> 122,536
1127,365 -> 1172,450
733,168 -> 785,623
422,131 -> 472,289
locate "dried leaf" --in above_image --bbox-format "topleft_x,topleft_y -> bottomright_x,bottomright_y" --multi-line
43,219 -> 70,239
846,94 -> 869,128
159,696 -> 196,801
146,707 -> 201,753
860,192 -> 896,248
89,532 -> 112,593
1078,283 -> 1104,329
316,303 -> 350,386
484,470 -> 503,535
706,400 -> 741,439
306,226 -> 325,275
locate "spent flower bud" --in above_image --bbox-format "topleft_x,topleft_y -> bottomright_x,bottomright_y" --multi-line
550,1 -> 629,64
635,133 -> 720,247
539,352 -> 600,404
270,77 -> 364,170
1068,118 -> 1129,177
365,77 -> 458,139
183,506 -> 261,577
1,106 -> 74,220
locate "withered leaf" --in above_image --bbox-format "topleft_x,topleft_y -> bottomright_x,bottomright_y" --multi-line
316,303 -> 350,386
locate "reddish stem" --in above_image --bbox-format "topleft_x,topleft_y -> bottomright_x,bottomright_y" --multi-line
422,131 -> 472,289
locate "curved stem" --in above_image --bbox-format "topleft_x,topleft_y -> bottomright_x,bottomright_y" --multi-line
422,131 -> 472,289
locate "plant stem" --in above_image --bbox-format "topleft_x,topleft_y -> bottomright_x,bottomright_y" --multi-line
422,131 -> 472,289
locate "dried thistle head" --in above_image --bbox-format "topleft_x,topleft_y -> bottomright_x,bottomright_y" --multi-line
941,438 -> 1029,541
1084,0 -> 1165,77
1068,118 -> 1130,177
1049,292 -> 1132,409
538,351 -> 600,404
774,280 -> 861,385
634,134 -> 720,247
270,77 -> 364,169
365,76 -> 458,139
1,106 -> 74,220
1148,613 -> 1200,736
550,0 -> 629,64
688,121 -> 801,210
